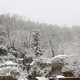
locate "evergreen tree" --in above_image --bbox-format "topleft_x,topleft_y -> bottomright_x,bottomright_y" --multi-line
31,31 -> 42,57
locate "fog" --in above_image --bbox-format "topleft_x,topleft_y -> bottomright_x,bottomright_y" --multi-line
0,0 -> 80,26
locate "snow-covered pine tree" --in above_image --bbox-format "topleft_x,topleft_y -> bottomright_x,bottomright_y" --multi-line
31,31 -> 42,57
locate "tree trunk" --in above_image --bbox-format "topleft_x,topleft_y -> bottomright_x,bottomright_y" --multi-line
49,39 -> 55,57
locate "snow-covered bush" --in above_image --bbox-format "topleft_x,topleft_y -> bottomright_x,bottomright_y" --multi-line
62,59 -> 80,77
0,45 -> 7,56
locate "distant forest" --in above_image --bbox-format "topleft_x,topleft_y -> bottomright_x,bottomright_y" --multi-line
0,14 -> 80,58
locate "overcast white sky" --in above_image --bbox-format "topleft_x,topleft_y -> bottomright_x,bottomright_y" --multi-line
0,0 -> 80,26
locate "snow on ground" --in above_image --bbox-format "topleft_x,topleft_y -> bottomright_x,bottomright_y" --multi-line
4,61 -> 17,65
56,75 -> 64,78
36,77 -> 49,80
